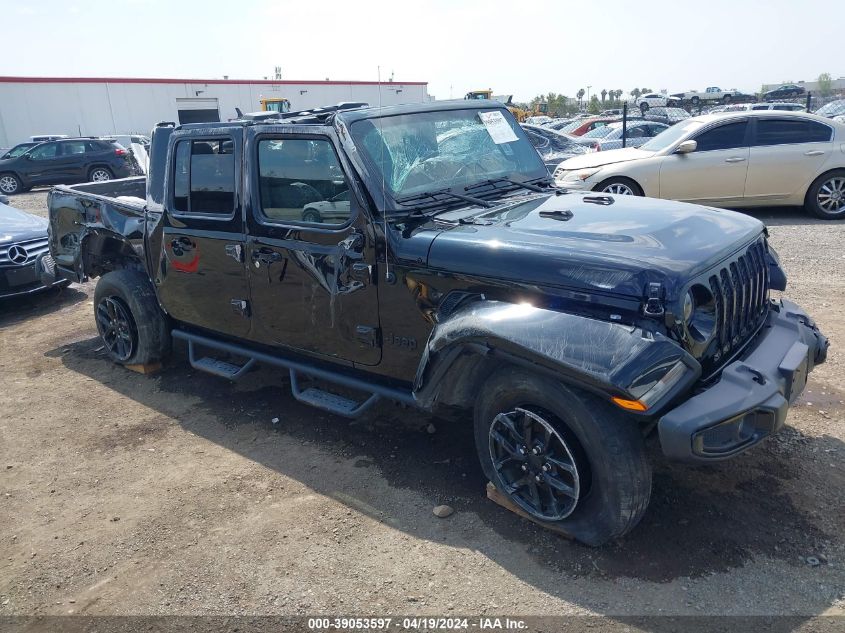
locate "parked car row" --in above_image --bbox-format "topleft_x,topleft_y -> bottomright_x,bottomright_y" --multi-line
553,110 -> 845,219
0,137 -> 135,195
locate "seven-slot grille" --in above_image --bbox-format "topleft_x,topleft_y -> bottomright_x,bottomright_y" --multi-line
0,237 -> 49,267
707,238 -> 770,364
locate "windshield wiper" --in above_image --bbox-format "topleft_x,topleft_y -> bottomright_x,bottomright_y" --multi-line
394,188 -> 492,211
464,177 -> 551,195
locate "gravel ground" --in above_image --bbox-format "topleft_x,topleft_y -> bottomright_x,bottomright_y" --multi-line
1,190 -> 843,623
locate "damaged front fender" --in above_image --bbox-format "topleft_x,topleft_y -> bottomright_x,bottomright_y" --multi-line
413,300 -> 700,415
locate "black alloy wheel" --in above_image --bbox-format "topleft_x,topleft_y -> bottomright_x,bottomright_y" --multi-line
488,407 -> 582,521
96,296 -> 138,361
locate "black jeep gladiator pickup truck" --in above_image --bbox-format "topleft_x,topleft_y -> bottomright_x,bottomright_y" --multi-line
46,100 -> 828,545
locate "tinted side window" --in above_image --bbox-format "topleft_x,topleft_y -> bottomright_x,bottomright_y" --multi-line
694,121 -> 748,151
755,119 -> 832,146
172,139 -> 235,214
62,141 -> 87,155
257,138 -> 351,226
29,143 -> 59,160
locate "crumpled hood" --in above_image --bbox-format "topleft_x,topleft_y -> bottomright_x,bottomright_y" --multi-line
426,192 -> 764,300
557,147 -> 653,170
0,202 -> 48,243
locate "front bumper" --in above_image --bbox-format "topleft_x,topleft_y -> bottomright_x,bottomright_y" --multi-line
554,176 -> 593,190
658,300 -> 828,462
0,253 -> 68,300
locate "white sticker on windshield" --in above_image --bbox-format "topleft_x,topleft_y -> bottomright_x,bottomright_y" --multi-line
479,111 -> 519,144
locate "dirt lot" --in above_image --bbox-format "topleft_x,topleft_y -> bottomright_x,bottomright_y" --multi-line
1,190 -> 844,623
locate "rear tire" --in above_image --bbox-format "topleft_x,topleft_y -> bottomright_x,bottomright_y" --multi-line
94,269 -> 171,365
0,173 -> 22,195
639,102 -> 649,115
804,170 -> 845,220
594,177 -> 643,196
88,167 -> 113,182
474,367 -> 652,546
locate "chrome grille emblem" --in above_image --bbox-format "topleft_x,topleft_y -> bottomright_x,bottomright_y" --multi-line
8,244 -> 28,264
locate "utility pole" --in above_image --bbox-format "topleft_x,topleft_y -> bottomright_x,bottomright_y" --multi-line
587,85 -> 592,102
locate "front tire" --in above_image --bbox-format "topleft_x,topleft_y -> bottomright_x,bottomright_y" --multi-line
594,177 -> 643,196
805,170 -> 845,220
302,209 -> 323,223
0,173 -> 22,195
474,368 -> 652,546
94,269 -> 171,365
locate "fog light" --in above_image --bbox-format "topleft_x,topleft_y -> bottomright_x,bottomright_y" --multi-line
693,411 -> 775,456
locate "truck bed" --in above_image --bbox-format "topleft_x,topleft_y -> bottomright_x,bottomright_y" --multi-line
48,176 -> 148,279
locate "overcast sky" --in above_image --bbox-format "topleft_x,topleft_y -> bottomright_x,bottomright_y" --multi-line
2,0 -> 841,102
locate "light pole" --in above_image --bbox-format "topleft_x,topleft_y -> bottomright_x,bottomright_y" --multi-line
587,85 -> 592,103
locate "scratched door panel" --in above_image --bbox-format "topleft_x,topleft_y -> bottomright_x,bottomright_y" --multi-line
244,131 -> 381,366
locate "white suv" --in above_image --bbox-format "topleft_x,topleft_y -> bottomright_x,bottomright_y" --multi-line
554,110 -> 845,219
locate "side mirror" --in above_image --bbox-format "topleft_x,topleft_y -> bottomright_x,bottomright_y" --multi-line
675,140 -> 697,154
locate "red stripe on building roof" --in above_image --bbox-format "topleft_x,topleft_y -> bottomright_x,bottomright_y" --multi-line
0,76 -> 427,86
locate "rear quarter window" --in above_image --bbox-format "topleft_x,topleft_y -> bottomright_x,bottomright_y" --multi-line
172,138 -> 235,215
755,119 -> 832,146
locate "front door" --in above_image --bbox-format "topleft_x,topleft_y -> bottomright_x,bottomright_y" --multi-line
245,130 -> 381,366
153,134 -> 251,338
659,119 -> 750,204
25,142 -> 64,184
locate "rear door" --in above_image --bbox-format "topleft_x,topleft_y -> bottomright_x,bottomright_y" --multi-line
659,119 -> 750,204
744,117 -> 834,201
153,132 -> 252,337
244,128 -> 381,365
58,140 -> 89,182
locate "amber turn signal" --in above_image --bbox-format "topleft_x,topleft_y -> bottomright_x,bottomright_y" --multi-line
611,397 -> 648,412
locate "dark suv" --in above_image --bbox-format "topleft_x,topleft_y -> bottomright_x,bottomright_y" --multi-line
0,138 -> 132,195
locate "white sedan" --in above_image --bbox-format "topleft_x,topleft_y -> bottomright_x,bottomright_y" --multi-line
629,93 -> 668,114
554,110 -> 845,219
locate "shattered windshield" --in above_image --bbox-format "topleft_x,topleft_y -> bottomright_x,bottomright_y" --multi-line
349,108 -> 547,200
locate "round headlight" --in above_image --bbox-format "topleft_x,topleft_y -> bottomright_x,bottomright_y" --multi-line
686,284 -> 716,343
683,292 -> 694,324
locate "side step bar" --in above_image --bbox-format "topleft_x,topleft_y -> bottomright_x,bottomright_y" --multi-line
172,329 -> 417,418
289,370 -> 381,418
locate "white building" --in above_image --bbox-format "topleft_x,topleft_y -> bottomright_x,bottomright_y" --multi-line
0,76 -> 430,147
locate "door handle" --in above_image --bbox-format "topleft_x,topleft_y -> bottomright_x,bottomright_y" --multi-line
251,247 -> 282,268
170,236 -> 195,255
804,150 -> 824,156
225,243 -> 243,263
724,157 -> 746,163
350,262 -> 373,283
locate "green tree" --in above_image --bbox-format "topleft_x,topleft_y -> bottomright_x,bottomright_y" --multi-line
641,87 -> 652,94
630,88 -> 641,99
588,95 -> 601,114
576,88 -> 586,108
818,72 -> 833,97
600,88 -> 608,103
